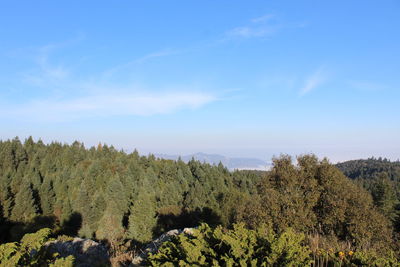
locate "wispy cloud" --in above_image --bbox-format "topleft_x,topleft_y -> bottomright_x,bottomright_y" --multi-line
20,37 -> 87,88
299,68 -> 327,96
7,41 -> 216,122
23,54 -> 70,87
102,48 -> 179,78
134,49 -> 178,64
0,90 -> 216,122
227,27 -> 276,38
251,14 -> 275,23
226,14 -> 279,39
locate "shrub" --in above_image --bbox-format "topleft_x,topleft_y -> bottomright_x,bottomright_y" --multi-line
148,223 -> 312,266
312,250 -> 400,267
0,228 -> 74,266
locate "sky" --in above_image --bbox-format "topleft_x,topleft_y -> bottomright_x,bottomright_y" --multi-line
0,0 -> 399,162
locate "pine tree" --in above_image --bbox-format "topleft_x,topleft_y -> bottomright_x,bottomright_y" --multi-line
370,173 -> 399,222
96,202 -> 125,247
127,191 -> 157,243
0,176 -> 13,218
104,177 -> 127,213
76,186 -> 94,238
10,182 -> 38,222
96,178 -> 126,243
87,192 -> 106,232
39,179 -> 56,216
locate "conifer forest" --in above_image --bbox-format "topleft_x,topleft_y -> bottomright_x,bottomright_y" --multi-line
1,137 -> 400,266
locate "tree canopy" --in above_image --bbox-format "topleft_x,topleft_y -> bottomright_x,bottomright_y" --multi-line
0,137 -> 399,265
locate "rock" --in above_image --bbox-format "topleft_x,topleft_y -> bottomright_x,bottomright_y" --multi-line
46,237 -> 110,267
45,228 -> 196,266
131,227 -> 195,266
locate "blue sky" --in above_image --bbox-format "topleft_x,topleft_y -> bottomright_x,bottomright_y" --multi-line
0,0 -> 399,162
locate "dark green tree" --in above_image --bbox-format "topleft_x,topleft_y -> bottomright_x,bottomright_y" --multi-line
370,173 -> 399,222
10,182 -> 38,222
127,191 -> 157,243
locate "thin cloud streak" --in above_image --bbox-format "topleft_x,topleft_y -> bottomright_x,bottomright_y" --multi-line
226,14 -> 279,39
227,26 -> 276,38
0,91 -> 216,122
251,14 -> 275,23
102,48 -> 179,78
134,49 -> 178,64
299,68 -> 327,96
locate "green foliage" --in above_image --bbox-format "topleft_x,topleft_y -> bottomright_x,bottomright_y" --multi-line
49,256 -> 74,267
127,191 -> 157,243
148,223 -> 311,266
264,228 -> 311,266
0,228 -> 74,266
0,137 -> 254,244
312,249 -> 400,267
0,137 -> 399,265
370,173 -> 399,221
336,157 -> 400,181
237,155 -> 393,252
349,250 -> 400,266
337,158 -> 400,229
39,179 -> 56,216
96,203 -> 125,246
10,181 -> 39,222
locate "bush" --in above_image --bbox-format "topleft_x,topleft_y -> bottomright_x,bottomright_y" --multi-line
0,228 -> 74,266
148,222 -> 400,266
148,223 -> 312,266
312,249 -> 400,267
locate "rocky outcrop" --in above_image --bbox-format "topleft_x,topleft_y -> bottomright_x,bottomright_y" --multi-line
45,228 -> 195,266
131,228 -> 194,266
46,237 -> 110,267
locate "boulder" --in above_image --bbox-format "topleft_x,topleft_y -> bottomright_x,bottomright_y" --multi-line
131,227 -> 195,266
46,237 -> 110,267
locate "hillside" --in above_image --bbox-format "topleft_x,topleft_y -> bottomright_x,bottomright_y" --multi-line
337,158 -> 400,229
336,158 -> 400,181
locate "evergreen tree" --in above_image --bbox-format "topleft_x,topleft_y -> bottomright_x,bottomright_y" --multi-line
39,179 -> 56,216
238,155 -> 393,251
127,191 -> 157,243
104,177 -> 128,213
76,186 -> 94,238
96,202 -> 125,247
370,173 -> 399,222
0,137 -> 397,255
0,176 -> 13,218
88,192 -> 106,232
10,182 -> 38,222
96,178 -> 126,243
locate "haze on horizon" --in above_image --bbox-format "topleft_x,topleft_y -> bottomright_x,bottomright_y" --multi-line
0,1 -> 399,163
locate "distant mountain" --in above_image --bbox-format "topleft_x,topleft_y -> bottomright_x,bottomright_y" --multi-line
155,152 -> 270,171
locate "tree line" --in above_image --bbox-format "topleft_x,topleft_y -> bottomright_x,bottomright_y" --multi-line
0,137 -> 399,265
0,137 -> 261,246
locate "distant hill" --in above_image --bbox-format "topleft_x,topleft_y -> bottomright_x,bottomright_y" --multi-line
155,152 -> 270,171
336,158 -> 400,180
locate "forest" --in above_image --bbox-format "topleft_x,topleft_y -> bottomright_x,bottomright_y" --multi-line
1,137 -> 400,266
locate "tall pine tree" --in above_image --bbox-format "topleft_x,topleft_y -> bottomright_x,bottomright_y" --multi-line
10,182 -> 38,222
